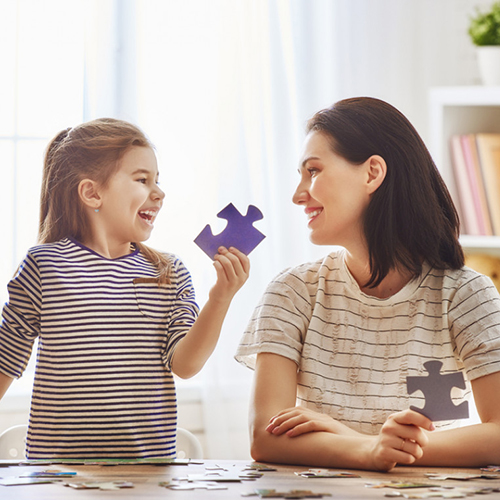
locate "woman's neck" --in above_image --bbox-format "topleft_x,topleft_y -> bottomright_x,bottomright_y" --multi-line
344,249 -> 413,299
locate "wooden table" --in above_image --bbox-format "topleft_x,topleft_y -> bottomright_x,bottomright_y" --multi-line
0,459 -> 498,499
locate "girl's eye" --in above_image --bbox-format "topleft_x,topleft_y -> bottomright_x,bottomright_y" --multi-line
307,168 -> 319,176
138,178 -> 147,184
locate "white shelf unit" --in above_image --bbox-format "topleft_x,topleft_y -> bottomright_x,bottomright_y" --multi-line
429,86 -> 500,255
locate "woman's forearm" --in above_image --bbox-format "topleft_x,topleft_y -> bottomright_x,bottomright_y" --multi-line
251,420 -> 374,469
415,422 -> 500,467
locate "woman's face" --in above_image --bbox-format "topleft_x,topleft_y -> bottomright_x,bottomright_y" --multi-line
293,131 -> 372,248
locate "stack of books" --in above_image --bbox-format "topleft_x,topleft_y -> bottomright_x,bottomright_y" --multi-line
449,133 -> 500,236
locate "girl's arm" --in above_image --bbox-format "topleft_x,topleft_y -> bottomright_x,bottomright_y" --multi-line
171,247 -> 249,379
0,372 -> 14,400
250,353 -> 432,471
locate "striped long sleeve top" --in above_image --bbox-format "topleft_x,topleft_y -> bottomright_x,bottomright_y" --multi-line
235,248 -> 500,433
0,238 -> 199,459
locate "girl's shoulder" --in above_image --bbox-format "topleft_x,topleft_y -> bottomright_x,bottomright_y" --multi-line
25,238 -> 75,258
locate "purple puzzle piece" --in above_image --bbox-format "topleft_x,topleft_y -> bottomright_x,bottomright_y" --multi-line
406,360 -> 469,422
194,203 -> 266,260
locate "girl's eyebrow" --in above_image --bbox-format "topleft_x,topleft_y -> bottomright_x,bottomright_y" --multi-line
131,168 -> 152,175
132,168 -> 160,179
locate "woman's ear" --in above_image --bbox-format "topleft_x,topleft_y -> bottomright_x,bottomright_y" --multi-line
366,155 -> 387,195
78,179 -> 102,210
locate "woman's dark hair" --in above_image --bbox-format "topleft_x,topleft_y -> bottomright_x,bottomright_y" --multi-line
307,97 -> 464,288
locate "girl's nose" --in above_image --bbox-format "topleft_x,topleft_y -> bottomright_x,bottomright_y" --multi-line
153,186 -> 165,201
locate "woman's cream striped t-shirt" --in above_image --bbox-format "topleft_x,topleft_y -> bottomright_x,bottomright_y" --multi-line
236,249 -> 500,433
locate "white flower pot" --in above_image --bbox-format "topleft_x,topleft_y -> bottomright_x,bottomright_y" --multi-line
477,46 -> 500,85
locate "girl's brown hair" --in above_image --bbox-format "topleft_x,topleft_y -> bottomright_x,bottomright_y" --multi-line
39,117 -> 171,282
307,97 -> 464,288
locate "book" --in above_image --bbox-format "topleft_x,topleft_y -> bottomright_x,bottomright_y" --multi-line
461,134 -> 493,235
475,133 -> 500,236
449,135 -> 480,235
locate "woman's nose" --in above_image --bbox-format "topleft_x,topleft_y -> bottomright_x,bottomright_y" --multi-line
292,181 -> 309,205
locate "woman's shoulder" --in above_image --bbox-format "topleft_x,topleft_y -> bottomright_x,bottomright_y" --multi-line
423,264 -> 500,304
426,263 -> 494,288
271,249 -> 345,289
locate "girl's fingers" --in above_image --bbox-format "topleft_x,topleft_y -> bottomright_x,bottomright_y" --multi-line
216,247 -> 249,276
228,247 -> 250,274
214,248 -> 249,284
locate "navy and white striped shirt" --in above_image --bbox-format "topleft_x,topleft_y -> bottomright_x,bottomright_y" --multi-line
0,238 -> 199,459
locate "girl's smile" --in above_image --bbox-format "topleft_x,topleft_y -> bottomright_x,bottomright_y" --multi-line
138,208 -> 160,226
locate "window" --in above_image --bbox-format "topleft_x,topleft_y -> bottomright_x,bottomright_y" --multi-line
0,0 -> 86,402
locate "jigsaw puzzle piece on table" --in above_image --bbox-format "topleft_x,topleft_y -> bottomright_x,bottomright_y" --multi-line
63,480 -> 134,490
194,203 -> 265,259
295,469 -> 360,478
242,489 -> 332,499
406,360 -> 469,422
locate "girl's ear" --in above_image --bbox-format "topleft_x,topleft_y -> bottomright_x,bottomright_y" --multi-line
366,155 -> 387,195
78,179 -> 102,210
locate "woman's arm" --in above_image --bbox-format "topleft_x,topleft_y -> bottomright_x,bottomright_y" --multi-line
413,371 -> 500,467
0,372 -> 14,400
171,247 -> 249,379
251,353 -> 434,471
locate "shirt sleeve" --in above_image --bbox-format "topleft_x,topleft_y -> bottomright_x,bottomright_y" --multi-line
449,270 -> 500,381
161,258 -> 200,369
235,267 -> 313,370
0,253 -> 41,378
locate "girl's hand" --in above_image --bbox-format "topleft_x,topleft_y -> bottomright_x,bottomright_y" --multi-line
210,247 -> 250,303
367,409 -> 435,471
266,406 -> 360,438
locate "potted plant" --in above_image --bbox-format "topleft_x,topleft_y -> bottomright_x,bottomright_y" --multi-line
469,1 -> 500,85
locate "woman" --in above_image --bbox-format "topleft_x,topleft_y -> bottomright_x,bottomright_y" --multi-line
235,97 -> 500,471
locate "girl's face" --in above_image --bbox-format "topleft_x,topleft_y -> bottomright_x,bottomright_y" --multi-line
293,131 -> 372,248
98,146 -> 165,245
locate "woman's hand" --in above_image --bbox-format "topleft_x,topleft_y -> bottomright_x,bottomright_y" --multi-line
210,246 -> 250,303
367,409 -> 435,471
266,406 -> 360,438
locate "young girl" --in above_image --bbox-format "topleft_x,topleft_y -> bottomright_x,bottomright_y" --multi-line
0,118 -> 250,459
236,97 -> 500,471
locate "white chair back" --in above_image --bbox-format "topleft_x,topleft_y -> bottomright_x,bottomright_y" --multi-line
0,424 -> 28,459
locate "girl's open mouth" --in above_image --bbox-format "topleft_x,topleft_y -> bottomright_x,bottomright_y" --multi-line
138,209 -> 157,225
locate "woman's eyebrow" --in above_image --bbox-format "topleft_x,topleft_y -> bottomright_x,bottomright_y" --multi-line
301,156 -> 320,168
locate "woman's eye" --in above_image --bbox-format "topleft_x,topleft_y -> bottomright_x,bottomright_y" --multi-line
307,168 -> 319,176
138,178 -> 147,184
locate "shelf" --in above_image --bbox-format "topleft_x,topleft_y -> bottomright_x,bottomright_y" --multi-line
460,235 -> 500,254
429,87 -> 500,254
